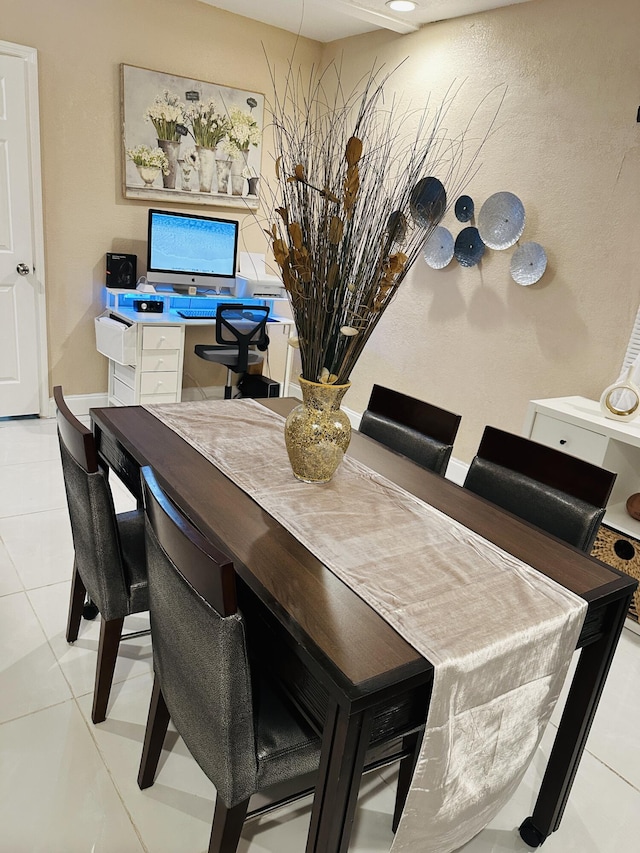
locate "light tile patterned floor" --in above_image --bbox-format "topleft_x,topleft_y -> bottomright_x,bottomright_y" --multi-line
1,414 -> 639,852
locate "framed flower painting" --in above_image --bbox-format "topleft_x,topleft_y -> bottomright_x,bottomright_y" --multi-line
121,64 -> 264,209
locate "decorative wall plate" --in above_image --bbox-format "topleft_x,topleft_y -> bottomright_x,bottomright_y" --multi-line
478,192 -> 525,249
454,227 -> 485,267
454,195 -> 474,222
510,241 -> 547,285
423,226 -> 454,269
410,177 -> 447,227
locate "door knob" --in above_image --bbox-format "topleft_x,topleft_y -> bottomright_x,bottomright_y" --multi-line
16,263 -> 30,275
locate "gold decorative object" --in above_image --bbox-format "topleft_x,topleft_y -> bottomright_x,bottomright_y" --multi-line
599,367 -> 640,422
284,379 -> 352,483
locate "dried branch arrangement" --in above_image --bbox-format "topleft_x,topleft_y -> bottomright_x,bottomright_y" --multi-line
265,60 -> 499,385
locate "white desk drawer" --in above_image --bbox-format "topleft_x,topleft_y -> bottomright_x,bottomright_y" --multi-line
95,315 -> 137,366
140,371 -> 179,395
142,326 -> 182,350
531,413 -> 608,464
113,362 -> 135,388
113,377 -> 136,406
140,351 -> 180,373
140,392 -> 180,405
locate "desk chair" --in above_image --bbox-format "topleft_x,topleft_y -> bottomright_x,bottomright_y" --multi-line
463,425 -> 616,553
194,303 -> 270,399
138,466 -> 422,850
360,385 -> 461,476
54,386 -> 148,723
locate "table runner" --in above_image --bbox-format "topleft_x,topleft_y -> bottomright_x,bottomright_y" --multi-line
144,399 -> 587,852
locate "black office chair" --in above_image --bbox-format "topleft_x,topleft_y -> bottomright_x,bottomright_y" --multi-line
360,384 -> 461,476
194,303 -> 270,399
463,425 -> 616,553
54,386 -> 149,723
138,465 -> 422,850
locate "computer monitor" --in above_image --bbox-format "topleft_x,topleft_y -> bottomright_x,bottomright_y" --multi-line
146,209 -> 239,293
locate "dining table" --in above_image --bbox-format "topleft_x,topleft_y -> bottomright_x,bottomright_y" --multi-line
90,398 -> 637,853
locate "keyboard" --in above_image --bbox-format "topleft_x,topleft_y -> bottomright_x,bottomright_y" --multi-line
177,309 -> 218,319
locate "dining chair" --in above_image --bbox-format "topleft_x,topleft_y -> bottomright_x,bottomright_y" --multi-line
194,303 -> 270,399
138,465 -> 322,853
463,425 -> 616,553
359,384 -> 461,475
54,386 -> 149,723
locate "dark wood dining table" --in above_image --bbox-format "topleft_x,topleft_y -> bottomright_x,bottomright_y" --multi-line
90,398 -> 636,853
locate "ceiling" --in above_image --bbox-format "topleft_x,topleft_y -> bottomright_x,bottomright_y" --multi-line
199,0 -> 532,43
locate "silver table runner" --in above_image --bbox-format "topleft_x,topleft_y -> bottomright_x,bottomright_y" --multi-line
144,399 -> 586,852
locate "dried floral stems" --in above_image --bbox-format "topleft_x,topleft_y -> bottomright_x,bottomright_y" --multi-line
263,59 -> 503,385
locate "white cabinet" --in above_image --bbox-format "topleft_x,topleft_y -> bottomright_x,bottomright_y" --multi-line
524,396 -> 640,539
97,314 -> 185,406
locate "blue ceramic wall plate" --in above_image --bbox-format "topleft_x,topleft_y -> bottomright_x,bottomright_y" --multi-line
454,226 -> 485,267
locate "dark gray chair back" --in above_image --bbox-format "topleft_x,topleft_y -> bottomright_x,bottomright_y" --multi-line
142,466 -> 260,807
464,425 -> 616,553
55,386 -> 129,620
360,384 -> 461,475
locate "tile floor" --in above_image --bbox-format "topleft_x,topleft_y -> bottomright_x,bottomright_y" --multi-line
1,413 -> 639,853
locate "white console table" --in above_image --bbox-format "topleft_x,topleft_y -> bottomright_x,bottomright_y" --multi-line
96,289 -> 293,407
524,396 -> 640,539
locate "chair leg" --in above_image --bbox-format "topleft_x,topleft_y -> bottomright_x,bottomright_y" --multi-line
207,797 -> 250,853
138,675 -> 171,790
91,615 -> 125,724
392,731 -> 422,833
66,560 -> 86,643
224,367 -> 233,400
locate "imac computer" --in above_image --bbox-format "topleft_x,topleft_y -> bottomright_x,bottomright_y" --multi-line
146,209 -> 239,294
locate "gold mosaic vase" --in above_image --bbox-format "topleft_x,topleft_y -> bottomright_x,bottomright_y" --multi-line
285,378 -> 352,483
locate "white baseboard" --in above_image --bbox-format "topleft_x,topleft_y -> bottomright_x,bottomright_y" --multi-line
181,385 -> 227,402
46,392 -> 108,418
445,457 -> 468,486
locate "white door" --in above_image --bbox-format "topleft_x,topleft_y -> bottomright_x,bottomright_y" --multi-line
0,44 -> 47,417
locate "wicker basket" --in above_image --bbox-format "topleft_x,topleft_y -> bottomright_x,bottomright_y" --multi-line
591,525 -> 640,621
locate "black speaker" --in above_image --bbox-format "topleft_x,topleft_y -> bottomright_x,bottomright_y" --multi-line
238,375 -> 280,399
106,252 -> 137,289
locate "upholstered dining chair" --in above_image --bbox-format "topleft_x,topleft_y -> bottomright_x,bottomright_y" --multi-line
359,384 -> 461,476
54,386 -> 149,723
463,425 -> 616,553
138,465 -> 322,853
194,303 -> 270,399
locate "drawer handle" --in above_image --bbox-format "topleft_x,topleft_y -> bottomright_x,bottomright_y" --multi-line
559,439 -> 567,445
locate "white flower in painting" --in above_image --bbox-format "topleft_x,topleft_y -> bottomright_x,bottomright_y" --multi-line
222,106 -> 261,159
145,90 -> 186,141
126,145 -> 169,174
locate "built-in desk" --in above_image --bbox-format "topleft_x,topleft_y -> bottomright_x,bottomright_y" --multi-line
95,288 -> 294,406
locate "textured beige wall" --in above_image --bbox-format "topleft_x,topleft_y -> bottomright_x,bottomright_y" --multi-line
2,0 -> 319,396
321,0 -> 640,460
4,0 -> 639,463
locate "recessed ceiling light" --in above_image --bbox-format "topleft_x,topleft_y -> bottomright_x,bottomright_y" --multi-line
386,0 -> 417,12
